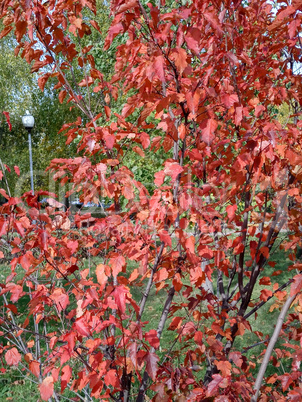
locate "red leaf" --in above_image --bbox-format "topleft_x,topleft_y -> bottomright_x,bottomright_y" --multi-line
154,170 -> 165,186
290,274 -> 302,297
186,236 -> 195,254
145,330 -> 160,349
115,0 -> 137,14
14,221 -> 25,237
140,132 -> 150,149
104,369 -> 120,387
50,289 -> 69,312
96,264 -> 108,288
168,316 -> 183,330
221,93 -> 239,108
185,28 -> 201,53
286,149 -> 302,166
113,285 -> 128,313
104,133 -> 115,149
207,374 -> 228,397
279,374 -> 293,392
259,277 -> 271,286
276,6 -> 295,21
145,352 -> 159,380
226,204 -> 237,222
288,19 -> 300,39
164,162 -> 183,181
59,90 -> 67,104
5,347 -> 21,366
74,317 -> 91,337
111,255 -> 126,277
260,289 -> 273,302
29,361 -> 40,378
39,376 -> 54,401
260,246 -> 269,259
170,48 -> 188,74
172,273 -> 183,292
154,55 -> 165,83
61,365 -> 72,393
2,112 -> 12,131
104,22 -> 124,50
14,166 -> 20,176
204,12 -> 223,35
90,19 -> 102,34
159,230 -> 172,247
38,74 -> 50,91
0,218 -> 7,236
194,331 -> 203,345
201,119 -> 217,145
235,106 -> 243,126
215,360 -> 232,377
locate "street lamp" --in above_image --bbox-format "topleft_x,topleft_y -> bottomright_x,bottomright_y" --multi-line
22,110 -> 35,195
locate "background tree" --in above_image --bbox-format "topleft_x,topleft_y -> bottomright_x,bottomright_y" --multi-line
0,31 -> 79,195
0,1 -> 302,401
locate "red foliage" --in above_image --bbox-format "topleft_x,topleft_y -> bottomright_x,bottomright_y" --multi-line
1,0 -> 302,401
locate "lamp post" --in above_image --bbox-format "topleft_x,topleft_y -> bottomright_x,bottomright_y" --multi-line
22,110 -> 35,195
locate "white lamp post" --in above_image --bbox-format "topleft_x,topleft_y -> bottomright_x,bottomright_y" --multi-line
22,110 -> 35,195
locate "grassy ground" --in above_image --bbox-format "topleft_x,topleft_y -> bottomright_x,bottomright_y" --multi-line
0,245 -> 296,401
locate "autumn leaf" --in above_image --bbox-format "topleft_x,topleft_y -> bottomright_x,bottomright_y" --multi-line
186,236 -> 195,254
170,48 -> 188,74
207,374 -> 229,397
159,230 -> 172,247
290,274 -> 302,297
111,255 -> 126,277
172,273 -> 183,291
260,289 -> 273,302
145,330 -> 160,349
96,264 -> 108,288
39,376 -> 54,401
29,361 -> 40,378
226,204 -> 237,222
221,93 -> 238,108
74,317 -> 91,337
278,374 -> 293,392
260,246 -> 269,259
215,360 -> 232,377
286,149 -> 302,166
5,348 -> 21,366
90,19 -> 102,34
201,119 -> 217,145
14,166 -> 20,176
3,111 -> 12,131
259,277 -> 271,286
235,106 -> 243,125
61,365 -> 72,392
164,162 -> 183,181
113,285 -> 129,313
154,55 -> 165,83
104,369 -> 120,387
50,288 -> 69,312
145,352 -> 159,380
140,132 -> 150,149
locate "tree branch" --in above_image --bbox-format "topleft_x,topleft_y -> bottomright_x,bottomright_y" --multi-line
251,292 -> 297,401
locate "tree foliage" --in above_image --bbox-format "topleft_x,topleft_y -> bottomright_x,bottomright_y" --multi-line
1,0 -> 302,401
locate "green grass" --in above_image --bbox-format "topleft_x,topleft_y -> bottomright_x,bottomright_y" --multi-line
0,370 -> 40,401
